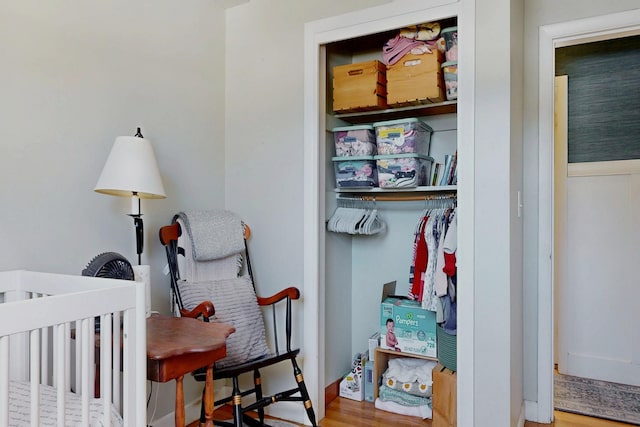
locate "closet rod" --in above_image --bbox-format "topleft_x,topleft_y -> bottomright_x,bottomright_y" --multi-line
337,192 -> 456,202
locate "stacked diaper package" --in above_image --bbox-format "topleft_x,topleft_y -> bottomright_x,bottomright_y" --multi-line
375,357 -> 438,419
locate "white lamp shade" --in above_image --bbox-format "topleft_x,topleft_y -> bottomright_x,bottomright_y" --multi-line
94,136 -> 166,199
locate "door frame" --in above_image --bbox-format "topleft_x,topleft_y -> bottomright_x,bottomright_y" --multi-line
303,0 -> 472,424
537,9 -> 640,423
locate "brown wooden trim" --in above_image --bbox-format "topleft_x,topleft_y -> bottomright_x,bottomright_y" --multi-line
325,377 -> 342,407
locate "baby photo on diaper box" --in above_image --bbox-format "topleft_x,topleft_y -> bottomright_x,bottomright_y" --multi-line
380,295 -> 437,358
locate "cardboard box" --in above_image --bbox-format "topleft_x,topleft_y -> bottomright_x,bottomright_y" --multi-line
368,331 -> 380,362
364,360 -> 375,402
339,353 -> 366,401
386,51 -> 445,106
380,281 -> 437,358
432,363 -> 457,427
333,60 -> 387,112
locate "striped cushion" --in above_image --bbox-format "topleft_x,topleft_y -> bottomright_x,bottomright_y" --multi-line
178,275 -> 269,368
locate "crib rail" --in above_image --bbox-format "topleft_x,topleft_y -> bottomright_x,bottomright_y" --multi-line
0,270 -> 146,427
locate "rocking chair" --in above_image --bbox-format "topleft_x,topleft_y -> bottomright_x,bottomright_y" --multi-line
158,210 -> 317,427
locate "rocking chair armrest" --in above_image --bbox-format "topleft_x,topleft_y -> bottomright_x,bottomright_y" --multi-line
180,301 -> 216,320
257,287 -> 300,306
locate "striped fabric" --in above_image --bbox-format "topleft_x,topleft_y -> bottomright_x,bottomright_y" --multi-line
8,380 -> 122,426
178,275 -> 270,368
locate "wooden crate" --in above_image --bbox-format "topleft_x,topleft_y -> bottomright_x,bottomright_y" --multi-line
333,60 -> 387,112
386,50 -> 445,106
432,363 -> 457,427
372,347 -> 437,400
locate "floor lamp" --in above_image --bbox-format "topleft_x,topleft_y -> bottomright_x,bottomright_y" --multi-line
94,128 -> 166,265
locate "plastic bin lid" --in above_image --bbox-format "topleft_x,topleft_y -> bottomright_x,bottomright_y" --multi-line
442,61 -> 458,67
374,153 -> 434,162
332,125 -> 374,132
331,155 -> 375,162
372,118 -> 434,133
442,26 -> 457,33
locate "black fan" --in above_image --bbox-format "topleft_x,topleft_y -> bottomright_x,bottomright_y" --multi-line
82,252 -> 135,281
82,252 -> 135,330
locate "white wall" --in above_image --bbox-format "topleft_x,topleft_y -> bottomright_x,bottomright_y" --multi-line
522,0 -> 640,404
223,0 -> 389,421
0,1 -> 227,422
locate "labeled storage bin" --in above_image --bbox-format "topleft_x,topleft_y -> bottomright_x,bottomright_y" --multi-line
332,156 -> 378,188
374,118 -> 433,155
375,153 -> 433,188
441,26 -> 458,62
386,50 -> 445,106
332,125 -> 376,157
333,60 -> 387,112
442,61 -> 458,101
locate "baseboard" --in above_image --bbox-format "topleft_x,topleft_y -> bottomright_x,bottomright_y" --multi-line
524,400 -> 539,423
149,385 -> 232,427
325,378 -> 341,406
265,400 -> 309,426
151,398 -> 202,427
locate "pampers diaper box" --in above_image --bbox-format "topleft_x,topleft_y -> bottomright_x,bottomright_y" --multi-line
379,281 -> 437,358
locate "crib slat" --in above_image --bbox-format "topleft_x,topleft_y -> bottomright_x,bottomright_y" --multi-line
123,309 -> 133,426
0,336 -> 9,427
89,317 -> 95,399
55,324 -> 65,427
101,313 -> 113,426
41,326 -> 49,385
64,323 -> 71,392
75,320 -> 81,394
81,318 -> 90,426
30,329 -> 40,427
113,311 -> 121,412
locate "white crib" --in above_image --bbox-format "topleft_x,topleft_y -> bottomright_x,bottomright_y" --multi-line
0,270 -> 146,426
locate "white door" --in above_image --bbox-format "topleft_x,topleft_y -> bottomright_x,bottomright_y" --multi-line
555,75 -> 640,385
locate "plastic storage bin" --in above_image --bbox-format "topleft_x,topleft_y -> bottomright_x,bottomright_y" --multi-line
332,125 -> 376,157
442,61 -> 458,101
332,156 -> 378,188
441,26 -> 458,62
373,118 -> 433,155
375,153 -> 433,188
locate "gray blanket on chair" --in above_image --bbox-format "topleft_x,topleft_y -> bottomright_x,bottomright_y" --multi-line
177,210 -> 245,261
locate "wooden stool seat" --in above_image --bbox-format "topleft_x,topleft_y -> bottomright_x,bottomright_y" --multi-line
147,315 -> 235,427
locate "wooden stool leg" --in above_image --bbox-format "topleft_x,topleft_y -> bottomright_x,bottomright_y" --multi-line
175,375 -> 185,427
202,365 -> 215,427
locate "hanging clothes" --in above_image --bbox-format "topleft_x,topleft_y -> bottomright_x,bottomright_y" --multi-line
421,210 -> 445,312
408,214 -> 429,302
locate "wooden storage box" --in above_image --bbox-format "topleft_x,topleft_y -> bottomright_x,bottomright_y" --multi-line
432,363 -> 457,427
372,347 -> 437,399
333,60 -> 387,112
386,50 -> 445,106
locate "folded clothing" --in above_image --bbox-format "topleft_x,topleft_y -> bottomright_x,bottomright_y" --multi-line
383,375 -> 432,398
375,397 -> 432,419
385,357 -> 438,384
382,35 -> 431,66
379,385 -> 432,407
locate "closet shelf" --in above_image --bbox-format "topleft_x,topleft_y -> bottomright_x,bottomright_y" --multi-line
334,101 -> 457,124
335,185 -> 456,194
335,186 -> 457,202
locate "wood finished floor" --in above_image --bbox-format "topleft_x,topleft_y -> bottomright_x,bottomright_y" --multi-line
199,398 -> 636,427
